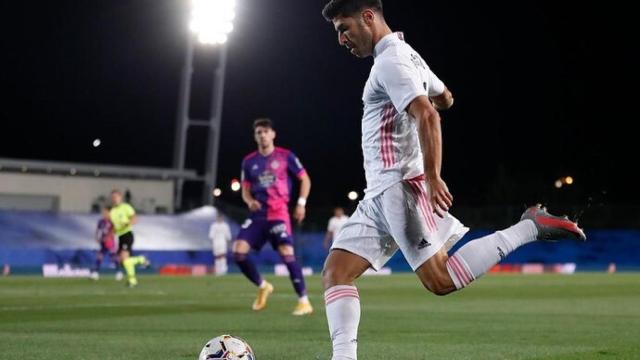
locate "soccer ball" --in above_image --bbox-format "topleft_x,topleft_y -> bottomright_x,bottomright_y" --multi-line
199,335 -> 255,360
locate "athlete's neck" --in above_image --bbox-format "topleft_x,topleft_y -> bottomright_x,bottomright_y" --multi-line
371,23 -> 392,50
258,145 -> 275,156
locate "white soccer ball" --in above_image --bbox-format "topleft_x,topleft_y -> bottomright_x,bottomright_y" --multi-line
199,334 -> 255,360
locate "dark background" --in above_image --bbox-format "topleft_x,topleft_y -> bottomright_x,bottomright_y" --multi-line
1,1 -> 637,215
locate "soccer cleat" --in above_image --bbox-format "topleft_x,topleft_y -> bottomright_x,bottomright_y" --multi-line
520,204 -> 586,241
292,301 -> 314,316
127,278 -> 138,288
140,256 -> 151,269
251,281 -> 274,311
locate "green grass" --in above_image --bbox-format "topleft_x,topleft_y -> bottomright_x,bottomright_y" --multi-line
1,273 -> 639,359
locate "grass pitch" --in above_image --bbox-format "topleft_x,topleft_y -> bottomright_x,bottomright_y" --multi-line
1,273 -> 639,359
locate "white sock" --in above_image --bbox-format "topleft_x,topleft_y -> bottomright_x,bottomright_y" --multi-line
447,220 -> 538,289
215,258 -> 227,275
325,285 -> 360,360
299,295 -> 309,303
259,280 -> 268,288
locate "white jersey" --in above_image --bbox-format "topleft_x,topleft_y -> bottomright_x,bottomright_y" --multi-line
209,221 -> 231,255
361,32 -> 446,199
327,215 -> 349,235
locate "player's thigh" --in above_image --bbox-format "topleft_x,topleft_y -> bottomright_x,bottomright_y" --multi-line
414,247 -> 455,294
266,220 -> 294,251
322,249 -> 371,288
382,181 -> 447,270
235,218 -> 268,252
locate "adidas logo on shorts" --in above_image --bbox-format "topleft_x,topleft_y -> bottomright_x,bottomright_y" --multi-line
417,238 -> 431,249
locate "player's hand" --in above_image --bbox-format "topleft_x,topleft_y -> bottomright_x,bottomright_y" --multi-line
248,200 -> 262,212
427,177 -> 453,218
293,205 -> 306,224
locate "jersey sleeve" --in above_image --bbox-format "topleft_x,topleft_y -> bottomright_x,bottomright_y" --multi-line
287,151 -> 307,179
427,68 -> 445,97
376,56 -> 429,113
125,204 -> 136,217
240,159 -> 251,188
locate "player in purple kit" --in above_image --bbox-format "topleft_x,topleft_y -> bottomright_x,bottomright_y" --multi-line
233,118 -> 313,316
90,207 -> 118,280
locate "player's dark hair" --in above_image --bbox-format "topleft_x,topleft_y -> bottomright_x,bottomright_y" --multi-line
253,118 -> 273,130
322,0 -> 383,21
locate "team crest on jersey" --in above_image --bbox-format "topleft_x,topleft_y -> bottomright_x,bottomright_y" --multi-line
258,171 -> 276,187
252,164 -> 259,171
270,160 -> 280,170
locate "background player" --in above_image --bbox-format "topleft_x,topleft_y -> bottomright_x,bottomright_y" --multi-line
320,1 -> 586,358
90,207 -> 118,280
233,118 -> 313,316
110,189 -> 148,287
209,213 -> 232,275
324,207 -> 349,250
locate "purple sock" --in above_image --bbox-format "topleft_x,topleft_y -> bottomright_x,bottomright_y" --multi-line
282,255 -> 307,297
234,253 -> 262,286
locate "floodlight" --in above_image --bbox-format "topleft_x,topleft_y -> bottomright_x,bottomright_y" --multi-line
190,0 -> 236,45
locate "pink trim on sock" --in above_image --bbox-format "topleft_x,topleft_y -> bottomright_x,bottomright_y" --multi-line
446,262 -> 463,288
324,286 -> 359,306
448,255 -> 473,286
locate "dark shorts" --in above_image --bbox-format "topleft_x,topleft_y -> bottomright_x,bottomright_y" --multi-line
236,218 -> 294,251
118,232 -> 134,253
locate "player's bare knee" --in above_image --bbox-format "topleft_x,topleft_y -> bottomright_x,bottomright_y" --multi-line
321,266 -> 352,289
418,268 -> 455,296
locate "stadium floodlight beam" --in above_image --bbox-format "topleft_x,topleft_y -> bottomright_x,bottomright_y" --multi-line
190,0 -> 236,45
174,0 -> 237,209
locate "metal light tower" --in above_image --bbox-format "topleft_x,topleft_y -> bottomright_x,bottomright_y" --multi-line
173,0 -> 236,209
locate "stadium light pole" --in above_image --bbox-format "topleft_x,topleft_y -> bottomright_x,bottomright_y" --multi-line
173,0 -> 236,209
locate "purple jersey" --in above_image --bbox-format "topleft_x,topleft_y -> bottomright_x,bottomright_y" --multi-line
241,147 -> 307,227
96,219 -> 115,246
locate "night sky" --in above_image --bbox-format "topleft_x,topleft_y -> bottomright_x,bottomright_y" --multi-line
1,1 -> 637,210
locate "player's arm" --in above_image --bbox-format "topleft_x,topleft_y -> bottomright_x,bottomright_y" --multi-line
293,173 -> 311,224
426,69 -> 454,111
431,87 -> 454,111
241,184 -> 261,212
408,95 -> 453,217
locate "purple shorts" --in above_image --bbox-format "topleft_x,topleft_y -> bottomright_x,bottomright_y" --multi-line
236,217 -> 294,250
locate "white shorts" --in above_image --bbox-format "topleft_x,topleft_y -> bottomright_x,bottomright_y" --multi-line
212,240 -> 227,257
331,178 -> 469,271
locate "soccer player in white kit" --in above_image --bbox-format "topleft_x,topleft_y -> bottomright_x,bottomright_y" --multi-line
324,207 -> 349,249
209,214 -> 232,275
321,1 -> 587,359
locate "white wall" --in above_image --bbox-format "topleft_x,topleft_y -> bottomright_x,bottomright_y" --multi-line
0,173 -> 174,213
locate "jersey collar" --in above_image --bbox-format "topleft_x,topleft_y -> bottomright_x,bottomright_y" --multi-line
373,32 -> 405,58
